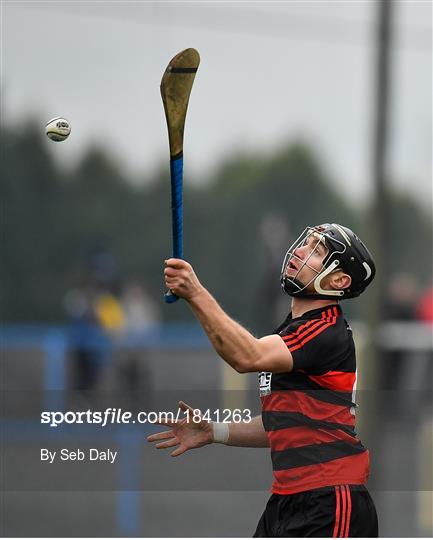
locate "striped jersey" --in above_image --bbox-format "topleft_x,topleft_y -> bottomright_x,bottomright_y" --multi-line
259,304 -> 369,495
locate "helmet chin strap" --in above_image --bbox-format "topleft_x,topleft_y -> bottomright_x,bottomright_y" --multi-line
313,260 -> 344,297
282,259 -> 345,299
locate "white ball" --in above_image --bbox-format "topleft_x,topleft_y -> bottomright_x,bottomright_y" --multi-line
46,117 -> 71,142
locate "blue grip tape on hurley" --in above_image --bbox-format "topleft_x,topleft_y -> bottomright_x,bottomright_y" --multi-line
165,155 -> 183,304
170,155 -> 183,259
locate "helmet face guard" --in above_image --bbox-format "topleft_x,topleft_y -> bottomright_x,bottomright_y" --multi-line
280,224 -> 376,300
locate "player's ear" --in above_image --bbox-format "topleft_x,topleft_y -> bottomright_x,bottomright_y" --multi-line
329,271 -> 352,291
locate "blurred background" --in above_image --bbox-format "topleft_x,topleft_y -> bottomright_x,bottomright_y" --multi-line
1,0 -> 432,537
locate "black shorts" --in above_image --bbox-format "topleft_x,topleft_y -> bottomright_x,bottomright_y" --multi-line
254,484 -> 378,538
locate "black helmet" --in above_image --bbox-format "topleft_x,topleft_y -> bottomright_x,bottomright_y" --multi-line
281,223 -> 376,300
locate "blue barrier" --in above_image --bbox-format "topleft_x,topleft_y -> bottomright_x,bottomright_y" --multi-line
1,323 -> 210,536
0,323 -> 210,349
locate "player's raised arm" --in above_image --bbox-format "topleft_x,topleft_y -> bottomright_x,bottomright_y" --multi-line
164,259 -> 294,373
147,402 -> 268,456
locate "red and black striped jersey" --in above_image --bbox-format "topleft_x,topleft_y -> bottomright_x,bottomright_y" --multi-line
259,304 -> 369,495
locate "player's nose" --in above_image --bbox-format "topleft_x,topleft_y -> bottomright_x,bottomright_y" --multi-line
293,246 -> 306,261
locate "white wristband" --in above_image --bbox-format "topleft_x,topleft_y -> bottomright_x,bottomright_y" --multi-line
212,422 -> 229,444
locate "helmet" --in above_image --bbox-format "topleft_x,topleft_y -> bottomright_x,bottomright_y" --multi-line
281,223 -> 375,300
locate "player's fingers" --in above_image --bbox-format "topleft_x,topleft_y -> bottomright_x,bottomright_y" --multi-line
164,268 -> 178,278
165,275 -> 181,285
165,283 -> 184,296
178,401 -> 196,414
155,438 -> 179,449
165,258 -> 190,270
164,266 -> 187,275
153,418 -> 175,427
165,282 -> 180,294
170,444 -> 188,457
147,430 -> 174,442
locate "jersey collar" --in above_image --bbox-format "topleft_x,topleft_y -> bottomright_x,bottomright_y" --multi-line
288,304 -> 341,322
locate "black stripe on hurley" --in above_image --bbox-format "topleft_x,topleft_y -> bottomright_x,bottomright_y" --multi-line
167,67 -> 198,73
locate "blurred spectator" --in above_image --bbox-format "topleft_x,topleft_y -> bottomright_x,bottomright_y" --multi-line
94,290 -> 125,333
88,251 -> 121,293
121,281 -> 160,330
416,285 -> 433,323
64,251 -> 124,390
382,273 -> 418,390
117,281 -> 160,408
381,275 -> 432,419
385,272 -> 419,320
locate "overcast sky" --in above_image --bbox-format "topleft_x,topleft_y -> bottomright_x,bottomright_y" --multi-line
2,1 -> 432,209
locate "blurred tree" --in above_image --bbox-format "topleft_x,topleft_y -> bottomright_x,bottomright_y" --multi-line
202,143 -> 357,332
1,123 -> 65,321
1,124 -> 431,328
387,191 -> 432,282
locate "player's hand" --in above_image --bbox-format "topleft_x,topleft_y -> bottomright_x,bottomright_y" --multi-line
147,401 -> 213,457
164,258 -> 205,301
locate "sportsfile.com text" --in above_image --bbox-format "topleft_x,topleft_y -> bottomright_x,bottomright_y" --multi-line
41,408 -> 253,428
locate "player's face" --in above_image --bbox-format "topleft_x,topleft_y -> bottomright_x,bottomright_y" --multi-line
285,232 -> 328,290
